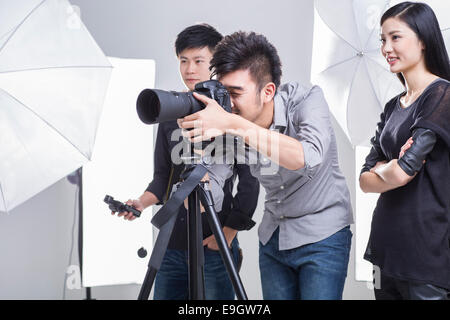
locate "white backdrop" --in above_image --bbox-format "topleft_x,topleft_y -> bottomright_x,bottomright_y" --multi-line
354,146 -> 379,281
82,57 -> 155,287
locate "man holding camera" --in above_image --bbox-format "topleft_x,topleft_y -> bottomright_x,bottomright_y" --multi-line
179,31 -> 354,300
113,24 -> 259,300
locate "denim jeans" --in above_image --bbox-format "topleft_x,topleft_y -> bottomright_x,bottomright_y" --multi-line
259,226 -> 352,300
153,238 -> 241,300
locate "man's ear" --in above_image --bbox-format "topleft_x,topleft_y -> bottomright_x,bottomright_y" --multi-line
262,82 -> 276,103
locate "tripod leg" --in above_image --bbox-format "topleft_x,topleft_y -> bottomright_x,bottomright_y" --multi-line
137,211 -> 178,300
198,184 -> 248,300
137,267 -> 157,300
187,190 -> 205,300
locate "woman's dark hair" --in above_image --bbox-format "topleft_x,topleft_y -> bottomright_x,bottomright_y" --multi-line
175,24 -> 223,56
210,31 -> 282,90
381,2 -> 450,86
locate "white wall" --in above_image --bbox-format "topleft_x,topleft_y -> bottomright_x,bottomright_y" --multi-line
0,0 -> 374,299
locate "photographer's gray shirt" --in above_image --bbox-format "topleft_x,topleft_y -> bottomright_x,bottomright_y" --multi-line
246,82 -> 354,250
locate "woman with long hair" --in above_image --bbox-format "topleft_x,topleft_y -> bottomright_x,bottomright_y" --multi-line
360,2 -> 450,300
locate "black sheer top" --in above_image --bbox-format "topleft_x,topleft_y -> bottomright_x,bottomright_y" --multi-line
361,78 -> 450,289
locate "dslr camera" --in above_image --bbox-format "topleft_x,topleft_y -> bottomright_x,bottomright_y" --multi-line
136,80 -> 231,124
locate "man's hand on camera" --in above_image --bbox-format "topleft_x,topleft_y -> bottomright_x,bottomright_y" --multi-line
178,92 -> 236,142
111,199 -> 144,221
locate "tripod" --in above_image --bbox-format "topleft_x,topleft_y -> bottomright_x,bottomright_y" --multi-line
137,163 -> 248,300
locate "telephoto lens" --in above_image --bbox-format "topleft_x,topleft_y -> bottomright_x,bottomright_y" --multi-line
136,80 -> 231,124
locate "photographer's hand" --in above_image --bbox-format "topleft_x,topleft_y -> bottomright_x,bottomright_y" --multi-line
183,92 -> 306,171
179,92 -> 236,142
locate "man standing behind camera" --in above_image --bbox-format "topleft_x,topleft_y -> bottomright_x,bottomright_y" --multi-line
112,24 -> 259,300
179,31 -> 354,300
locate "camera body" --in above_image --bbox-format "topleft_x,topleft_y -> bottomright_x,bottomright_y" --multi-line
136,80 -> 232,124
193,80 -> 232,113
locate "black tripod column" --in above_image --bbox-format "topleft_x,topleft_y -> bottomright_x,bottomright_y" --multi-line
187,190 -> 205,300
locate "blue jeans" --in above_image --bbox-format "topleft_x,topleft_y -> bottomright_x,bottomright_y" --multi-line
153,238 -> 241,300
259,226 -> 352,300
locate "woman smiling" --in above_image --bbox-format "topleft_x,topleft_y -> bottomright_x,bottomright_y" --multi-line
359,2 -> 450,300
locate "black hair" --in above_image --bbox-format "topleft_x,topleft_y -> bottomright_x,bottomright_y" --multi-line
381,2 -> 450,85
175,23 -> 223,56
210,31 -> 282,90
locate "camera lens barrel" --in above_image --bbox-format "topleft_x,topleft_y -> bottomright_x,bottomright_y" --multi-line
136,80 -> 230,125
136,89 -> 203,124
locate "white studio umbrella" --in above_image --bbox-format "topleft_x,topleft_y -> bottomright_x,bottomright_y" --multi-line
0,0 -> 112,212
311,0 -> 450,147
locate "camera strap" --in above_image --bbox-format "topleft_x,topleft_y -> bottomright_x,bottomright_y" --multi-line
151,164 -> 208,229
